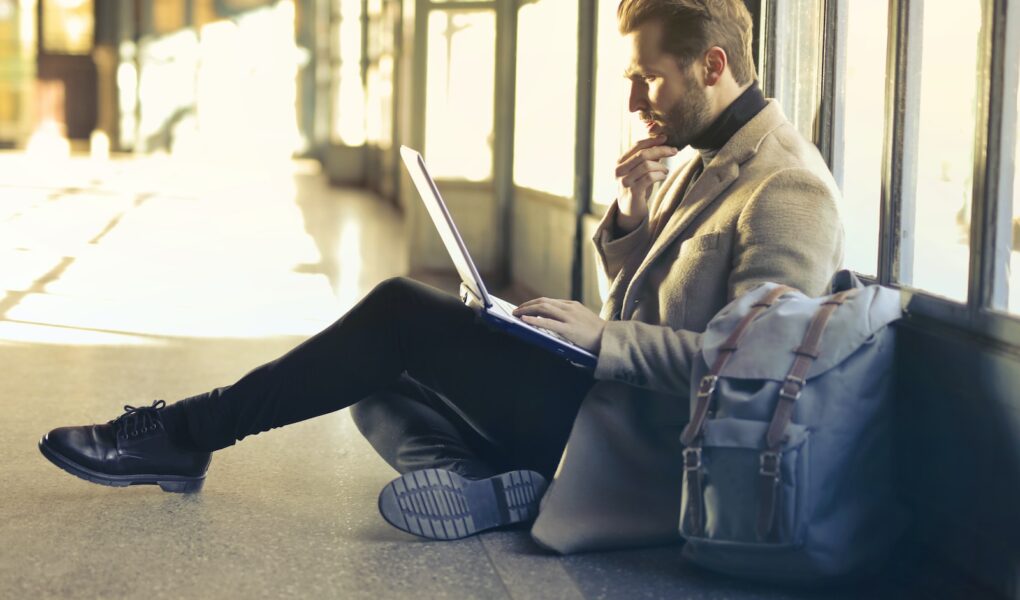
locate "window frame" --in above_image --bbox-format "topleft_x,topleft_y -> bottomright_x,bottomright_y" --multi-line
821,0 -> 1020,348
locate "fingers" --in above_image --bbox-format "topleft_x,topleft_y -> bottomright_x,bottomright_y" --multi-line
619,157 -> 670,186
615,146 -> 678,178
621,167 -> 668,190
513,297 -> 573,311
520,314 -> 569,336
513,298 -> 574,321
617,135 -> 665,164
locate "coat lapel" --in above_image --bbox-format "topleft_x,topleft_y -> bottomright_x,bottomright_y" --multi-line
620,161 -> 740,318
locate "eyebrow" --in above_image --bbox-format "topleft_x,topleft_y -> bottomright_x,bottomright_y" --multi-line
623,66 -> 647,79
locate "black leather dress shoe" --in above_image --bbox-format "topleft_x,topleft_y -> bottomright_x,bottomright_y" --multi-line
38,400 -> 211,493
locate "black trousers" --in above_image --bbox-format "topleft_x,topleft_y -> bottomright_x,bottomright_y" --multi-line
174,277 -> 596,480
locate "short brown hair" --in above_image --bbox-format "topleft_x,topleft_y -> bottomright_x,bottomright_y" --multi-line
617,0 -> 757,85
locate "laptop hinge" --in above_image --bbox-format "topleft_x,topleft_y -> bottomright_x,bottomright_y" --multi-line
459,282 -> 487,310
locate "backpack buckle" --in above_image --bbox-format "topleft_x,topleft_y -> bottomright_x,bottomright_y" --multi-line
683,447 -> 702,471
696,375 -> 719,398
779,374 -> 806,401
759,450 -> 782,477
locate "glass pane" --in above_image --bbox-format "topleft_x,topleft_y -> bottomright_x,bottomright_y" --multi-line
0,0 -> 36,142
592,0 -> 630,207
194,0 -> 220,28
907,2 -> 982,301
1009,52 -> 1020,311
334,0 -> 366,146
771,0 -> 823,141
839,0 -> 889,276
365,1 -> 395,149
512,0 -> 577,197
191,2 -> 301,159
42,0 -> 93,55
153,0 -> 186,34
424,10 -> 495,181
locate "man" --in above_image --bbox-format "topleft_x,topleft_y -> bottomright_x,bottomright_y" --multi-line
38,0 -> 842,549
529,0 -> 843,552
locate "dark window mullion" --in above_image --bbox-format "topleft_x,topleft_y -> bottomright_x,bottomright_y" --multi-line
494,0 -> 517,284
571,0 -> 594,301
878,0 -> 922,287
758,0 -> 777,97
969,0 -> 1018,311
816,0 -> 846,188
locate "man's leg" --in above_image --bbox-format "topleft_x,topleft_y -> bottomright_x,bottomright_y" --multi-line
172,276 -> 594,463
350,373 -> 508,481
350,373 -> 589,540
39,277 -> 593,499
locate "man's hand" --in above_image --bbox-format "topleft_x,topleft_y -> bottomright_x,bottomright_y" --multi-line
512,298 -> 606,354
615,135 -> 678,233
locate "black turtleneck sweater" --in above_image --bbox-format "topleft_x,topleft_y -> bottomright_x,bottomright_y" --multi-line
690,80 -> 768,153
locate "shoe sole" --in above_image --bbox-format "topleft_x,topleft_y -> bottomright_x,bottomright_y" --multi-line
377,468 -> 547,540
38,437 -> 205,493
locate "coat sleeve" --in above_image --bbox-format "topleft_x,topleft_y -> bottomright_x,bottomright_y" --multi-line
591,200 -> 651,282
591,161 -> 690,288
592,167 -> 844,396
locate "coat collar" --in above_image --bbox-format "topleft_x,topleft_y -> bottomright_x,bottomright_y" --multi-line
619,100 -> 789,319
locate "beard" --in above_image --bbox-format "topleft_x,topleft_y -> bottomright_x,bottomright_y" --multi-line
642,77 -> 713,149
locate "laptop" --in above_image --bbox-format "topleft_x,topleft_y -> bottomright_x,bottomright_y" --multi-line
399,145 -> 598,370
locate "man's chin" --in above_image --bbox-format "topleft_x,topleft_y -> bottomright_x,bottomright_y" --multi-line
664,133 -> 688,150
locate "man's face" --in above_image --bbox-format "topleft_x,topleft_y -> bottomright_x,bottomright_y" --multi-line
623,21 -> 712,149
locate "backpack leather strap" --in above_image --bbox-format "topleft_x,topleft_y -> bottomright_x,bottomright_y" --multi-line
680,284 -> 795,447
679,284 -> 793,537
755,288 -> 860,541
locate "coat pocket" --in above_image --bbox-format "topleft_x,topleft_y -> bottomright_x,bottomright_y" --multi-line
679,417 -> 810,548
679,231 -> 721,255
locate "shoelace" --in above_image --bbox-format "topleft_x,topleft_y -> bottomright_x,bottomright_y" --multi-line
108,399 -> 166,440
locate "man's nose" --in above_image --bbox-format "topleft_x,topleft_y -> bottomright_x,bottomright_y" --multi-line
628,82 -> 648,114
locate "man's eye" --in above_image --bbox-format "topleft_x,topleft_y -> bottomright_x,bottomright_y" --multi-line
644,76 -> 658,83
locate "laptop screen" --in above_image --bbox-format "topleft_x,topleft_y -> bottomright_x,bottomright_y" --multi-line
399,146 -> 491,307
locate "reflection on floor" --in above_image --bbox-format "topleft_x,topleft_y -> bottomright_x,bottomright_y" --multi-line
1,154 -> 914,599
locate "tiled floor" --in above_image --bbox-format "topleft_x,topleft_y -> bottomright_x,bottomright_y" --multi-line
0,153 -> 918,599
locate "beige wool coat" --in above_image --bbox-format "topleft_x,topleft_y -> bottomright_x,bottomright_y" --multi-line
530,100 -> 845,553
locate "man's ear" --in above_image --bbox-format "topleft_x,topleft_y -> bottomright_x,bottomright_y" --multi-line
703,46 -> 728,86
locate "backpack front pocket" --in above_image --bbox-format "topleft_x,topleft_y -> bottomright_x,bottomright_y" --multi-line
680,417 -> 810,548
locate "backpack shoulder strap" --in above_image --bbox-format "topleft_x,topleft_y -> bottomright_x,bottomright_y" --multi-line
679,284 -> 793,537
680,284 -> 794,447
756,288 -> 860,540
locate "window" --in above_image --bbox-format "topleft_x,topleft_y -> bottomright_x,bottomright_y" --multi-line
333,0 -> 366,146
423,9 -> 496,181
905,1 -> 982,302
837,0 -> 889,276
807,0 -> 1020,343
512,0 -> 577,197
591,0 -> 642,208
769,0 -> 823,141
1009,54 -> 1020,313
365,0 -> 396,149
42,0 -> 93,55
152,0 -> 186,34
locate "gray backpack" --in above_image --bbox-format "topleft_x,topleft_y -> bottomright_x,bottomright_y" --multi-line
678,271 -> 907,583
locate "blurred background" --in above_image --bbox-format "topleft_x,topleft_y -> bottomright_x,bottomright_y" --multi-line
0,0 -> 1004,311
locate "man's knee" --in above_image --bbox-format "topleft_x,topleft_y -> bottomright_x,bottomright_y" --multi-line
370,276 -> 423,302
366,276 -> 467,324
349,398 -> 383,439
348,277 -> 422,325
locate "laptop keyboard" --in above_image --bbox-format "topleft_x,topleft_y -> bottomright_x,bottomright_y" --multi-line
490,296 -> 576,346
